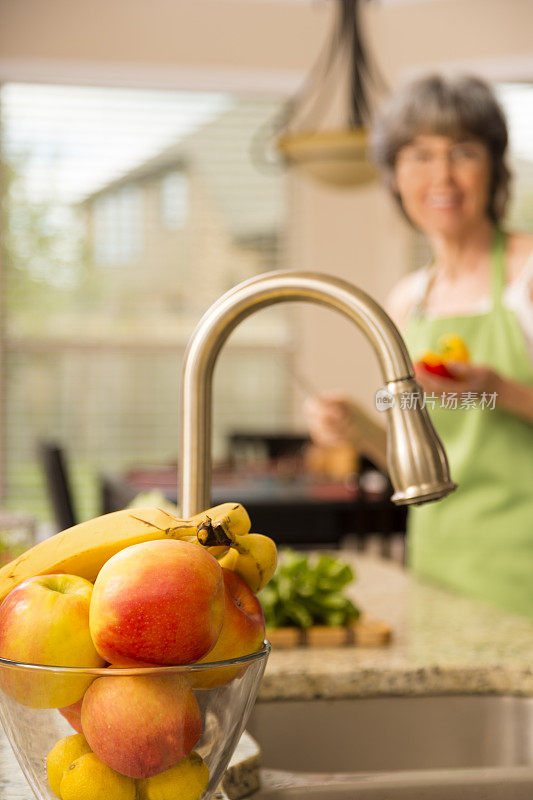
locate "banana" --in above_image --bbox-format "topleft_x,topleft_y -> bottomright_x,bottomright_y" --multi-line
217,532 -> 278,593
194,503 -> 251,546
0,503 -> 250,603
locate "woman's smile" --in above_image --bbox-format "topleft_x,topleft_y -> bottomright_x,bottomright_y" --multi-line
425,191 -> 462,211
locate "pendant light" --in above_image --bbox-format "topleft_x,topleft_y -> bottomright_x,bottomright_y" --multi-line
275,0 -> 383,188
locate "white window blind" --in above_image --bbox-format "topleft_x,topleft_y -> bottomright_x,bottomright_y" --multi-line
0,83 -> 292,524
498,83 -> 533,232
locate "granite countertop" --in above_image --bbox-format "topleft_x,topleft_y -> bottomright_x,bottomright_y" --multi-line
258,553 -> 533,702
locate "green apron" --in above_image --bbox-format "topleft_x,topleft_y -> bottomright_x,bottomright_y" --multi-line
403,229 -> 533,618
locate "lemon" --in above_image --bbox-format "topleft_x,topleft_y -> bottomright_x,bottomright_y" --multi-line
137,751 -> 210,800
60,752 -> 135,800
46,733 -> 92,798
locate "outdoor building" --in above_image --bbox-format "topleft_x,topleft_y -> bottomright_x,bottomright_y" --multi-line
1,95 -> 295,520
81,99 -> 284,324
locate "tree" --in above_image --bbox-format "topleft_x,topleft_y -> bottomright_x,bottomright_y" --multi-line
1,160 -> 99,333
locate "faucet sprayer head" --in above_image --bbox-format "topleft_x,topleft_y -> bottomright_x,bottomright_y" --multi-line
384,378 -> 457,505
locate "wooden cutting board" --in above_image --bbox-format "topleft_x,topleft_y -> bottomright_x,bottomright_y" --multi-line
266,615 -> 391,649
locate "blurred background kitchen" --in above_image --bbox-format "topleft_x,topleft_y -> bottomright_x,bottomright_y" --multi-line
1,0 -> 533,553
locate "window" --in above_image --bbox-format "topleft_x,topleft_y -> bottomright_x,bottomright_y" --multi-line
497,83 -> 533,232
0,84 -> 291,523
93,186 -> 144,266
160,171 -> 188,230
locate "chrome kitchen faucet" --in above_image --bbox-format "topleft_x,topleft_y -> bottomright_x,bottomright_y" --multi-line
179,271 -> 456,517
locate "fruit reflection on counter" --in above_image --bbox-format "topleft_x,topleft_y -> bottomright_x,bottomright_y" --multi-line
417,333 -> 470,380
0,502 -> 277,800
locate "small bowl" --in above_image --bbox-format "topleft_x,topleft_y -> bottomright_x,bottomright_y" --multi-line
0,642 -> 270,800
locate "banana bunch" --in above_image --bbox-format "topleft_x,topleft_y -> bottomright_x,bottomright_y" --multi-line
217,533 -> 278,594
0,503 -> 277,603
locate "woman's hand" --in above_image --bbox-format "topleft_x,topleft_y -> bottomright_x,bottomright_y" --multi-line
414,361 -> 502,398
304,393 -> 389,470
304,393 -> 361,448
414,362 -> 533,424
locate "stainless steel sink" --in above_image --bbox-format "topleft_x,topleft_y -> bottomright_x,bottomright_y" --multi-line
247,695 -> 533,797
253,766 -> 533,799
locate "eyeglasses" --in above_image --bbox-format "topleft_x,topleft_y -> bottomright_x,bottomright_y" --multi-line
397,142 -> 488,171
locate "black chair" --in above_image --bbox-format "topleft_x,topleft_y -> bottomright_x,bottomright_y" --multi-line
38,442 -> 77,530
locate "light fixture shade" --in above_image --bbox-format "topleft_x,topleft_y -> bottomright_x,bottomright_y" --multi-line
278,128 -> 377,187
271,0 -> 383,189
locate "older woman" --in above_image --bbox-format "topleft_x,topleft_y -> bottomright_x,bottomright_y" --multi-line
306,74 -> 533,618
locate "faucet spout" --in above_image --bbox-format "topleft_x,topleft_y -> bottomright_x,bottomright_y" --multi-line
179,271 -> 456,517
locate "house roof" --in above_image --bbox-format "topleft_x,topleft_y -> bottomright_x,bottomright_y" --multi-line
82,98 -> 285,241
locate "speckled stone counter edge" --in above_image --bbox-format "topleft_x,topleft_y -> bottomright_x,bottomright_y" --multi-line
257,665 -> 533,702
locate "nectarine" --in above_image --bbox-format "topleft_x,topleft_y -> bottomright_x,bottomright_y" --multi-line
191,568 -> 265,689
81,673 -> 202,778
59,698 -> 83,733
89,539 -> 225,666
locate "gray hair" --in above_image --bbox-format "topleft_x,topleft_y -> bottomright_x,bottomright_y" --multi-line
371,74 -> 511,223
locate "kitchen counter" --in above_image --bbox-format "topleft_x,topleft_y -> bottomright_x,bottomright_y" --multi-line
0,735 -> 26,800
258,553 -> 533,702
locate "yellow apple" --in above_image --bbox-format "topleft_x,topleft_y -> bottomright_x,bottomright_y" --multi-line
0,574 -> 105,708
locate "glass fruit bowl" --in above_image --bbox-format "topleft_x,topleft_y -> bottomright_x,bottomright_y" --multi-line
0,641 -> 270,800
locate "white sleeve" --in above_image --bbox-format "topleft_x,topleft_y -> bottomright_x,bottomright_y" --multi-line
407,267 -> 434,318
504,252 -> 533,362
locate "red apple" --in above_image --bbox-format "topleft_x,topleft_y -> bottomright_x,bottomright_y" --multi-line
81,673 -> 202,778
191,568 -> 265,689
59,698 -> 83,733
0,574 -> 105,708
89,539 -> 225,666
